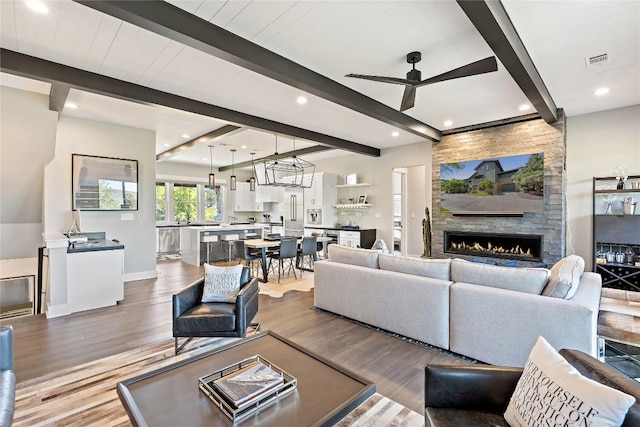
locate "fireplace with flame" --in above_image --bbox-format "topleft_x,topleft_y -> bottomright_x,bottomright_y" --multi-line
444,231 -> 543,262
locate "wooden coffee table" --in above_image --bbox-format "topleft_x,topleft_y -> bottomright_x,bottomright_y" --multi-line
117,331 -> 375,426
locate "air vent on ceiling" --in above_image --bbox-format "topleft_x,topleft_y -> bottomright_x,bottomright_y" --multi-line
585,53 -> 609,69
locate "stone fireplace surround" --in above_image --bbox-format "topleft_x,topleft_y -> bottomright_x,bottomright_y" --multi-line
432,113 -> 566,268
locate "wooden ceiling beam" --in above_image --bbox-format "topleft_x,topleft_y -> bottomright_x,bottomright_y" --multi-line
74,0 -> 441,143
457,0 -> 558,124
48,82 -> 70,113
0,49 -> 379,157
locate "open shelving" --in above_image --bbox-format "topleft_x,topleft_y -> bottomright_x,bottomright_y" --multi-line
592,175 -> 640,292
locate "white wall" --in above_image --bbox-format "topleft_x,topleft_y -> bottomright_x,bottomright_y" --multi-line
566,105 -> 640,268
406,165 -> 426,256
0,86 -> 58,260
313,141 -> 432,251
46,116 -> 157,280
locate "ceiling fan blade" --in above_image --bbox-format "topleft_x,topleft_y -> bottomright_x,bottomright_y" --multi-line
345,73 -> 415,86
400,86 -> 416,111
415,56 -> 498,87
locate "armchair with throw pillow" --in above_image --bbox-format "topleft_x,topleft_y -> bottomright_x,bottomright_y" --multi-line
424,337 -> 640,427
172,264 -> 259,354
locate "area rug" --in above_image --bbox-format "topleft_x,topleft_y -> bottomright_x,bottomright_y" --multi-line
258,275 -> 314,298
13,334 -> 423,426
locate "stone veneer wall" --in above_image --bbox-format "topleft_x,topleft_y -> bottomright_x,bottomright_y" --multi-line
432,113 -> 566,267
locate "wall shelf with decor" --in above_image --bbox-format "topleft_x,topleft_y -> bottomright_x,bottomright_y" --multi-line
592,175 -> 640,292
335,183 -> 372,188
333,203 -> 372,209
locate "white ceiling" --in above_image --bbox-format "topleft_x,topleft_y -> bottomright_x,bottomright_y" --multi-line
1,0 -> 638,168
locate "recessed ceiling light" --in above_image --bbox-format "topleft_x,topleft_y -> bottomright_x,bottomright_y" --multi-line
519,104 -> 531,111
26,0 -> 48,14
594,87 -> 609,96
65,102 -> 78,109
296,96 -> 307,105
163,143 -> 170,147
241,145 -> 247,149
391,131 -> 400,137
443,120 -> 453,127
182,134 -> 190,139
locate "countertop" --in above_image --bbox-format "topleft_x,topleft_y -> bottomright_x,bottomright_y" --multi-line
156,222 -> 281,228
67,239 -> 124,253
304,226 -> 376,231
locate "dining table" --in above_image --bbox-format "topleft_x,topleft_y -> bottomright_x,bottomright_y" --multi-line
244,237 -> 331,282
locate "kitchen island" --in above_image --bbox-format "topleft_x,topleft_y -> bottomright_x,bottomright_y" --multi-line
180,224 -> 265,266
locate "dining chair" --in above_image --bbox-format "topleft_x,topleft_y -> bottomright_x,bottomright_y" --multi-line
297,236 -> 317,275
267,236 -> 297,283
234,239 -> 261,277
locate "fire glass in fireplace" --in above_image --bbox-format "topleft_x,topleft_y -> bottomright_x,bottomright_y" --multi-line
444,231 -> 543,262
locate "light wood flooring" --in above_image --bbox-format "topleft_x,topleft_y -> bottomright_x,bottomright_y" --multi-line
1,260 -> 467,415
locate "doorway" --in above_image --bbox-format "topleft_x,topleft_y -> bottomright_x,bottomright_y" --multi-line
392,165 -> 427,257
393,169 -> 407,255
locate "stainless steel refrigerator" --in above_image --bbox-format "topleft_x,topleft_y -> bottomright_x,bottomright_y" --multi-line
283,187 -> 304,237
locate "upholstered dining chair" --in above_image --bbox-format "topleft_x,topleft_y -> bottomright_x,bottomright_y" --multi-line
296,236 -> 317,275
234,239 -> 261,277
172,266 -> 259,354
267,236 -> 297,283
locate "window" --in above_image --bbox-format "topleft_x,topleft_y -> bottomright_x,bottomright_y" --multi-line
204,185 -> 223,222
155,182 -> 166,222
174,184 -> 197,223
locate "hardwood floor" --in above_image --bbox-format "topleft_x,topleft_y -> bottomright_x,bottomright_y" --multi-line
1,260 -> 468,415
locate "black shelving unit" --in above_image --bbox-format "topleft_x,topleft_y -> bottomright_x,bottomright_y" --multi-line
593,175 -> 640,291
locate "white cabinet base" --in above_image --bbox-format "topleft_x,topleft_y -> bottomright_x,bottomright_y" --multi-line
67,250 -> 124,313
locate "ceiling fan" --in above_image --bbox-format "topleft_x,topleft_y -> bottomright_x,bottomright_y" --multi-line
346,52 -> 498,112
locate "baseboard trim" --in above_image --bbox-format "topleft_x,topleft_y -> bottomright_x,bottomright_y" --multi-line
46,302 -> 71,319
124,270 -> 158,282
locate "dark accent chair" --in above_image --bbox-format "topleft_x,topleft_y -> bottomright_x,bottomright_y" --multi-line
172,267 -> 259,354
424,348 -> 640,427
0,326 -> 15,427
268,237 -> 297,283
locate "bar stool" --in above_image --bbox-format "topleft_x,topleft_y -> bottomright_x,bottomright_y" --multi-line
201,234 -> 218,264
221,234 -> 240,263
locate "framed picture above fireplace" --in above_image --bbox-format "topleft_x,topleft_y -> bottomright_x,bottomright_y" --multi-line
440,152 -> 544,215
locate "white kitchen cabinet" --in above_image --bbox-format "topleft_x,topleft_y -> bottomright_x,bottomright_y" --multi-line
232,182 -> 264,212
302,172 -> 337,227
304,173 -> 337,208
339,230 -> 360,248
255,184 -> 284,203
67,249 -> 124,312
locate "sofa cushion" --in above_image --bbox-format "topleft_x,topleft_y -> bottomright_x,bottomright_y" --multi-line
504,336 -> 635,427
328,244 -> 380,269
202,263 -> 243,303
451,258 -> 550,295
542,255 -> 585,299
378,254 -> 451,281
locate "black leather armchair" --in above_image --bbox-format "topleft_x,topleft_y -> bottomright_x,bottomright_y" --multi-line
172,267 -> 259,354
0,326 -> 15,427
425,349 -> 640,427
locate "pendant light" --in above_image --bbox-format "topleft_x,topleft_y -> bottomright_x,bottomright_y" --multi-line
230,149 -> 237,191
249,152 -> 256,191
208,145 -> 215,188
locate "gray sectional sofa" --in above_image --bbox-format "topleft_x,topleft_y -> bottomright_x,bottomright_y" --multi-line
314,245 -> 602,367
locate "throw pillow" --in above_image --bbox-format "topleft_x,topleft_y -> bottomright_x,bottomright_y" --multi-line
504,336 -> 635,427
202,263 -> 243,303
541,255 -> 585,299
